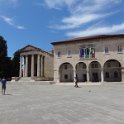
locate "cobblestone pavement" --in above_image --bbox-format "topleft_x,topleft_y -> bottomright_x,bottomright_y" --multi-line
0,82 -> 124,124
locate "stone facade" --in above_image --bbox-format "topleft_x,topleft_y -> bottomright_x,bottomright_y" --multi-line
19,45 -> 54,81
51,34 -> 124,83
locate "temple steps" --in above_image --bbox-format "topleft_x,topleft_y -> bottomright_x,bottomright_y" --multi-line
18,77 -> 34,82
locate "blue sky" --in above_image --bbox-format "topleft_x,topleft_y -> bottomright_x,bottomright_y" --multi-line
0,0 -> 124,57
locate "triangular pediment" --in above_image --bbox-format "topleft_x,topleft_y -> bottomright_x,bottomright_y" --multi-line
20,44 -> 53,56
20,45 -> 41,53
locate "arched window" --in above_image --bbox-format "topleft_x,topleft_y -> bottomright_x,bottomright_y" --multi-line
59,63 -> 74,82
76,62 -> 87,82
103,59 -> 122,82
89,61 -> 101,82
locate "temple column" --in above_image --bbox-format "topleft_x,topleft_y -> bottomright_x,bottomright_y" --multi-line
25,55 -> 28,77
23,56 -> 25,77
31,54 -> 34,77
37,54 -> 40,77
43,56 -> 45,77
19,56 -> 22,77
40,56 -> 43,77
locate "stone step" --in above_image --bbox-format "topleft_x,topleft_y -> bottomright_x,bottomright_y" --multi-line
18,77 -> 34,82
9,81 -> 55,85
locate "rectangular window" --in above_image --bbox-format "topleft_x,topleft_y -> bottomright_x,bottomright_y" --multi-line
105,47 -> 109,54
57,51 -> 61,57
67,50 -> 72,57
118,45 -> 122,53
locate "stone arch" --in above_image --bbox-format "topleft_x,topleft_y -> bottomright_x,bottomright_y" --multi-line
76,62 -> 87,82
89,61 -> 101,82
103,59 -> 122,82
59,62 -> 74,82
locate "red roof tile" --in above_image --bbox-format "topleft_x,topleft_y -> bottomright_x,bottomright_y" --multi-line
51,34 -> 124,45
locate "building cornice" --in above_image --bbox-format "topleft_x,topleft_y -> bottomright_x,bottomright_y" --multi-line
51,34 -> 124,45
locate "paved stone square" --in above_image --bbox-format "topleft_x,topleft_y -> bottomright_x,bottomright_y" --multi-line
0,82 -> 124,124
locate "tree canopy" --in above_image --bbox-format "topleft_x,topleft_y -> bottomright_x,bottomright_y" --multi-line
0,35 -> 21,80
11,50 -> 20,77
0,36 -> 7,58
0,36 -> 10,78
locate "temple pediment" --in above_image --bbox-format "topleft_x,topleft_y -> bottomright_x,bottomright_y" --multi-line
20,45 -> 41,53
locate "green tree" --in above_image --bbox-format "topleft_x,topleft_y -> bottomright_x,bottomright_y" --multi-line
3,57 -> 13,79
0,36 -> 7,58
12,50 -> 20,77
0,36 -> 8,78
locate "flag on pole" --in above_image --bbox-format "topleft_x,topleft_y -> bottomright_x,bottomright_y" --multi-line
85,48 -> 89,58
89,48 -> 92,58
79,48 -> 83,58
92,48 -> 95,58
82,48 -> 84,57
85,48 -> 87,58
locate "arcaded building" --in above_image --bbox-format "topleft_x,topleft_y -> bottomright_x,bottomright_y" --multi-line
51,34 -> 124,83
19,45 -> 53,81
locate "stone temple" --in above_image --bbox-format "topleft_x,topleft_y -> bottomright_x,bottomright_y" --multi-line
19,45 -> 53,81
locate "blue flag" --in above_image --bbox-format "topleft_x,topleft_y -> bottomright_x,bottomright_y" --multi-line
79,48 -> 83,58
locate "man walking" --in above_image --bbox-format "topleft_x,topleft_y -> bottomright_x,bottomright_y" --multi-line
1,77 -> 7,95
74,74 -> 79,88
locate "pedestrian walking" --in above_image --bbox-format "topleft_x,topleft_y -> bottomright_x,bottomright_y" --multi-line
1,77 -> 7,95
74,74 -> 79,88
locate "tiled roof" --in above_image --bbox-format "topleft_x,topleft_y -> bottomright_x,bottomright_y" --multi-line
51,34 -> 124,45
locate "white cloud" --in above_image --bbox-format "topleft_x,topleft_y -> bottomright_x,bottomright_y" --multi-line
0,15 -> 26,30
67,23 -> 124,37
17,26 -> 26,30
44,0 -> 122,31
0,0 -> 18,6
51,13 -> 111,30
0,16 -> 14,26
44,0 -> 75,9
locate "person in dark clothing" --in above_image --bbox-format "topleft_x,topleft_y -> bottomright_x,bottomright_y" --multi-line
74,74 -> 79,88
1,78 -> 7,95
